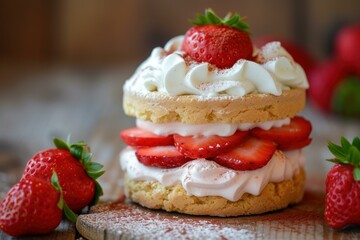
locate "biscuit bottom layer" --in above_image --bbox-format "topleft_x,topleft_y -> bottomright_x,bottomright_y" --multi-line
123,167 -> 305,216
120,148 -> 305,217
120,148 -> 305,202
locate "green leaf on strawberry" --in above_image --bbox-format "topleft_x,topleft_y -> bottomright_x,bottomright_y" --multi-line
51,171 -> 78,222
53,138 -> 68,149
50,171 -> 63,209
191,8 -> 249,32
53,136 -> 105,206
327,136 -> 360,181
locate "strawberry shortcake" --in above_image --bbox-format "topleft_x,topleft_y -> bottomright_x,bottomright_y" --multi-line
120,9 -> 312,216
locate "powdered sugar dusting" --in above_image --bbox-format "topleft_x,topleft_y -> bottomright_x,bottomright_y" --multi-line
257,41 -> 294,64
79,201 -> 257,240
77,191 -> 327,240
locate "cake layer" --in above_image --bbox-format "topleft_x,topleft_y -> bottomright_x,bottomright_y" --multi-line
120,148 -> 305,201
124,167 -> 305,216
123,88 -> 306,124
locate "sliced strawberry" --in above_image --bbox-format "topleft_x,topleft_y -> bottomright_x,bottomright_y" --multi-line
135,146 -> 192,168
278,138 -> 312,150
213,137 -> 276,171
120,127 -> 174,147
251,116 -> 312,144
173,131 -> 248,159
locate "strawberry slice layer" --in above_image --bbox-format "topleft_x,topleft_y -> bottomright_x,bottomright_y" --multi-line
251,116 -> 312,144
120,127 -> 174,147
135,146 -> 192,168
278,138 -> 312,150
213,137 -> 276,171
173,131 -> 248,159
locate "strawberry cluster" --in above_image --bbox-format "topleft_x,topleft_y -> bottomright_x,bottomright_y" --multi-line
121,116 -> 312,170
309,24 -> 360,117
0,137 -> 104,237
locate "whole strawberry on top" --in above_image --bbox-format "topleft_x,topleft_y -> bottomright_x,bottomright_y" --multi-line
181,8 -> 252,69
22,136 -> 105,213
325,136 -> 360,229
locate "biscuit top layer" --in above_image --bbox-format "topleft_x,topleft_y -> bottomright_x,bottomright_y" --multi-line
123,88 -> 305,124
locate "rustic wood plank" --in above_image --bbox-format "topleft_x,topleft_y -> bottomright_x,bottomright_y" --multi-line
0,220 -> 76,240
76,189 -> 360,240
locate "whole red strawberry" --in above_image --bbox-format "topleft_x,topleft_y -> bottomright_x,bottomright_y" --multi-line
0,174 -> 63,237
181,9 -> 253,69
308,59 -> 350,112
325,136 -> 360,229
335,24 -> 360,71
22,137 -> 104,213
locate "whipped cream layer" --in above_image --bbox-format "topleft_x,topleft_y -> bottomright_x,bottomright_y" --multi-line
120,148 -> 305,201
137,118 -> 290,137
124,36 -> 309,97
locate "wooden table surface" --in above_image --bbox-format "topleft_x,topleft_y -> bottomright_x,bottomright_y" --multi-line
0,67 -> 359,239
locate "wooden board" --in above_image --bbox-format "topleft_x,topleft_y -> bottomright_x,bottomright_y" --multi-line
0,221 -> 76,240
76,190 -> 360,240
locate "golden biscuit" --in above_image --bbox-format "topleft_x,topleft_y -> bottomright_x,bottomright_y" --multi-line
123,88 -> 305,124
124,168 -> 305,216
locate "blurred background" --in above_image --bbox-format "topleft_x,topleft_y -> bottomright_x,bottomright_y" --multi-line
1,0 -> 360,199
1,0 -> 360,66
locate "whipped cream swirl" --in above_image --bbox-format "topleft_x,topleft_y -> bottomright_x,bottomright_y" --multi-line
125,36 -> 309,97
120,148 -> 305,201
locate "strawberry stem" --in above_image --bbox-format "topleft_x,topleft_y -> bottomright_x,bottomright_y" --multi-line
327,136 -> 360,181
190,8 -> 250,32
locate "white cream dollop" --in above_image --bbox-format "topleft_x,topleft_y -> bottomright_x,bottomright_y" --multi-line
124,36 -> 309,97
136,118 -> 290,137
120,148 -> 305,201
